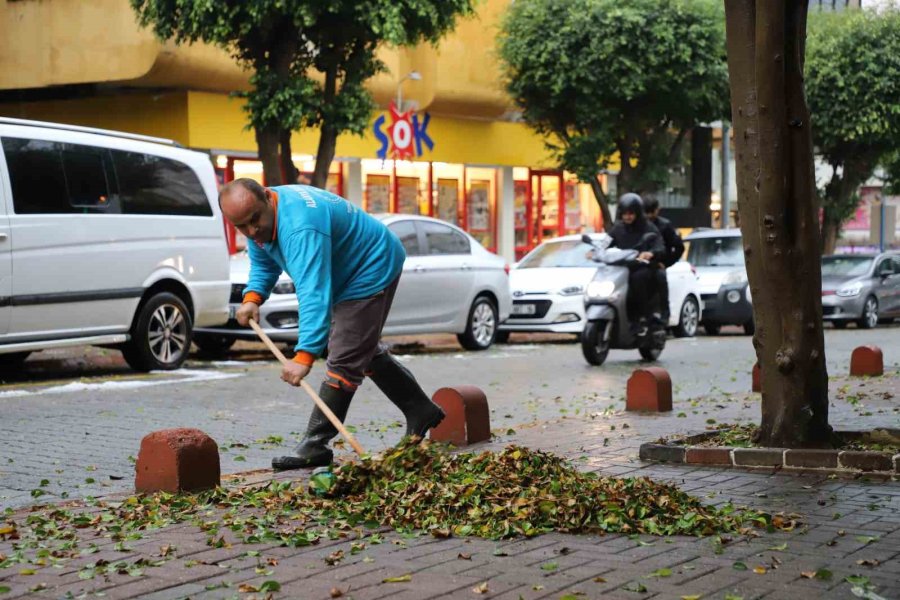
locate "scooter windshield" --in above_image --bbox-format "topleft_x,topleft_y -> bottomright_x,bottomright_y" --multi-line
594,247 -> 639,264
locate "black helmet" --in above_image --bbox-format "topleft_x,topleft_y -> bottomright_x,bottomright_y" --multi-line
617,193 -> 645,219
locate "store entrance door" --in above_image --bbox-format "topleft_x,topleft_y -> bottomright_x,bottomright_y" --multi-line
529,170 -> 564,247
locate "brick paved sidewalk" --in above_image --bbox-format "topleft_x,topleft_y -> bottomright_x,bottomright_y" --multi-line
1,373 -> 898,600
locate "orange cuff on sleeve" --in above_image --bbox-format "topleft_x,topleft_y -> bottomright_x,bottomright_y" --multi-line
293,351 -> 315,367
242,291 -> 264,305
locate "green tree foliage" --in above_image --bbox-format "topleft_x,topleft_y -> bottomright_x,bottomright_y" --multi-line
498,0 -> 728,227
130,0 -> 475,187
806,7 -> 900,253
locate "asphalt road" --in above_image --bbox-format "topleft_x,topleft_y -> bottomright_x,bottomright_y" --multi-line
1,325 -> 898,511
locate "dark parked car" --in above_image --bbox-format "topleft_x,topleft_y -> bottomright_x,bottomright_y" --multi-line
821,252 -> 900,328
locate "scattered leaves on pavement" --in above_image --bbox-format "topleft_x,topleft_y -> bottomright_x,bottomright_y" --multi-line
472,582 -> 489,594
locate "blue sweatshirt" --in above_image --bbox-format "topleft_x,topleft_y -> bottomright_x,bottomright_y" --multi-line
243,185 -> 405,361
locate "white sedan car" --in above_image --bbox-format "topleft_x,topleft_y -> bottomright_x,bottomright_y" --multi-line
194,215 -> 512,353
498,234 -> 703,339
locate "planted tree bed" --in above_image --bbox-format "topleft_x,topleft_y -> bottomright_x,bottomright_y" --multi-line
641,425 -> 900,475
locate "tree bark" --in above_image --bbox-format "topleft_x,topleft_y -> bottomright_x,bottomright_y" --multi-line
280,129 -> 298,185
725,0 -> 830,448
256,125 -> 283,186
312,65 -> 339,190
588,176 -> 614,232
822,219 -> 840,255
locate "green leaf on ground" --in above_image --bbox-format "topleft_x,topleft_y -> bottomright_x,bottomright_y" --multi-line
845,575 -> 870,585
0,586 -> 11,594
855,536 -> 878,545
624,582 -> 648,593
767,543 -> 787,551
646,568 -> 672,578
815,569 -> 833,581
541,561 -> 558,571
383,574 -> 412,583
233,455 -> 246,462
681,596 -> 701,600
724,595 -> 743,600
259,580 -> 281,592
732,562 -> 748,571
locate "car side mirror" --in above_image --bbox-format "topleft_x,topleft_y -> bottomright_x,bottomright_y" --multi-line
581,234 -> 593,245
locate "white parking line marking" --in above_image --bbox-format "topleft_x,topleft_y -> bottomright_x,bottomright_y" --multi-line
0,369 -> 242,399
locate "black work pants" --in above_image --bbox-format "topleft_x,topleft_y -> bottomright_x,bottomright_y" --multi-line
656,267 -> 670,318
626,266 -> 659,322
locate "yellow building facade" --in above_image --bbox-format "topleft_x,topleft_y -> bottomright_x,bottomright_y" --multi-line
0,0 -> 607,259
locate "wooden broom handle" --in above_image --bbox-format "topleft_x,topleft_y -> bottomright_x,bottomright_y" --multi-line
247,319 -> 366,458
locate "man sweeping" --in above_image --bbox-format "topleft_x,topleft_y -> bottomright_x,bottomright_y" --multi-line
219,179 -> 445,470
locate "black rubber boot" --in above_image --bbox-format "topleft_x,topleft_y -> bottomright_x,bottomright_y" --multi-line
272,382 -> 354,471
368,352 -> 445,438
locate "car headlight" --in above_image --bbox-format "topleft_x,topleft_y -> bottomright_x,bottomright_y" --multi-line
273,281 -> 296,295
836,282 -> 863,297
586,280 -> 616,299
722,269 -> 748,286
559,285 -> 584,296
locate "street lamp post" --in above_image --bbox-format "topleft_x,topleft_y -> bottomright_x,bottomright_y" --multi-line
396,71 -> 422,112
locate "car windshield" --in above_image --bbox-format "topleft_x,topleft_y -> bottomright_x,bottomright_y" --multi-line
821,256 -> 873,278
518,240 -> 596,268
687,236 -> 745,267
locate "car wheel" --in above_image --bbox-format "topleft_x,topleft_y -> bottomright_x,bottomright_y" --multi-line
832,320 -> 849,329
194,334 -> 236,357
673,296 -> 699,338
743,319 -> 755,335
494,330 -> 511,344
703,323 -> 722,336
581,320 -> 611,366
0,351 -> 31,372
457,296 -> 497,351
122,292 -> 192,371
857,296 -> 879,329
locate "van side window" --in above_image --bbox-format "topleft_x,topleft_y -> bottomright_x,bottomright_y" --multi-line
111,151 -> 212,217
2,137 -> 110,214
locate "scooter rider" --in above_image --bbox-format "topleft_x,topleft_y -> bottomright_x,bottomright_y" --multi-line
644,197 -> 685,321
598,193 -> 665,334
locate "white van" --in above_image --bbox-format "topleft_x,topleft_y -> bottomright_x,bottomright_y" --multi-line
0,118 -> 230,371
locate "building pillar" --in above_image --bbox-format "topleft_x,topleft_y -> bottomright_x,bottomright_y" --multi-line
346,159 -> 363,207
497,166 -> 515,263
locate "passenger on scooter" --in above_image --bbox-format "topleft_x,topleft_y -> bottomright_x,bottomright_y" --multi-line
645,197 -> 685,322
601,193 -> 665,335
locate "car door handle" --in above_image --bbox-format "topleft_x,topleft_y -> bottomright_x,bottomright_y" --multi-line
414,265 -> 426,273
0,233 -> 7,242
461,263 -> 471,271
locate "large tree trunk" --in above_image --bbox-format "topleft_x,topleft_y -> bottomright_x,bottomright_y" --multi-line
312,65 -> 339,190
256,125 -> 283,186
724,0 -> 830,448
821,219 -> 840,255
588,177 -> 614,232
280,129 -> 298,185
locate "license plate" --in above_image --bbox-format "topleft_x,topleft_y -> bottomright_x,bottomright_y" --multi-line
228,305 -> 237,319
512,303 -> 537,315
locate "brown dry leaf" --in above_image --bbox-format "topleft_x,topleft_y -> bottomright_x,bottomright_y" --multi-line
325,550 -> 345,566
159,545 -> 172,557
0,525 -> 16,536
267,558 -> 278,567
856,559 -> 880,567
238,583 -> 259,593
800,571 -> 816,579
593,577 -> 607,583
329,587 -> 344,598
473,582 -> 489,595
431,528 -> 451,538
458,553 -> 472,560
753,566 -> 767,575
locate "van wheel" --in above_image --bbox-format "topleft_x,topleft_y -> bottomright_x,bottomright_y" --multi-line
123,292 -> 192,371
673,296 -> 699,338
0,351 -> 31,372
194,334 -> 236,357
457,297 -> 497,351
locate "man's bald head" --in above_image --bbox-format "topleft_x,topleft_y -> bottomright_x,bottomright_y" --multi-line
220,178 -> 276,245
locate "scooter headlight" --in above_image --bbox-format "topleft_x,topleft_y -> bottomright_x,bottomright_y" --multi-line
587,280 -> 616,299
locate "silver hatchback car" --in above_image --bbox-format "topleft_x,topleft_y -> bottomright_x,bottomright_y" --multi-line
821,252 -> 900,328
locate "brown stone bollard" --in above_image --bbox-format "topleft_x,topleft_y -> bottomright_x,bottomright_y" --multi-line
752,363 -> 761,393
850,345 -> 884,377
430,386 -> 491,446
626,367 -> 673,412
135,428 -> 220,494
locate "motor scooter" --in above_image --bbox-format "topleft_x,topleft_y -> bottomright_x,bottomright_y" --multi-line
580,233 -> 666,366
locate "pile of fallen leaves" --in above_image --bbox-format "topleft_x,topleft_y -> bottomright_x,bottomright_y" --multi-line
304,440 -> 772,539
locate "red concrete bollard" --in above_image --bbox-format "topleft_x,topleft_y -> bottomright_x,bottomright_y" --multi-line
850,345 -> 884,377
752,362 -> 761,393
626,367 -> 673,412
135,428 -> 220,494
430,386 -> 491,446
